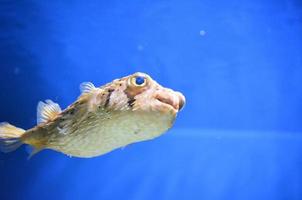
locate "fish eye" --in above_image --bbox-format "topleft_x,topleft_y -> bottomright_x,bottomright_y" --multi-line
130,76 -> 147,87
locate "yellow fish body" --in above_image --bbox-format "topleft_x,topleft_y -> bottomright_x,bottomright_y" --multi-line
0,72 -> 185,158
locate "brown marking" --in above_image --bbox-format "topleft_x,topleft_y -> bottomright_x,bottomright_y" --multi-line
123,78 -> 151,108
104,89 -> 114,108
127,98 -> 136,108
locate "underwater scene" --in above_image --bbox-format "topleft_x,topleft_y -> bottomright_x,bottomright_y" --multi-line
0,0 -> 301,200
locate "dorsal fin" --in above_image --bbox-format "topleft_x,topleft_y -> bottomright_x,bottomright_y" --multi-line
80,82 -> 96,94
37,100 -> 62,124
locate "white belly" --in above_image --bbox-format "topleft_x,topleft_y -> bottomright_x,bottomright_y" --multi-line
48,111 -> 174,158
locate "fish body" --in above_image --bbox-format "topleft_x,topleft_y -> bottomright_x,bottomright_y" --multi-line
0,72 -> 185,158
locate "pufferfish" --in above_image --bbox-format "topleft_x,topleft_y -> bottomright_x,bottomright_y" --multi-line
0,72 -> 185,158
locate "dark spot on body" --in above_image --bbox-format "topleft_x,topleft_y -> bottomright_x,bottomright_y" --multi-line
104,89 -> 114,108
134,129 -> 141,134
127,98 -> 135,108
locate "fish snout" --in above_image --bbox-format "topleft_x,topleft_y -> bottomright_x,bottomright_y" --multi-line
175,91 -> 185,111
155,90 -> 185,112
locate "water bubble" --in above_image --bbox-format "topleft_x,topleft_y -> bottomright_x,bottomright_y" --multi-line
199,30 -> 206,36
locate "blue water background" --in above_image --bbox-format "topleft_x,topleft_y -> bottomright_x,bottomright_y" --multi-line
0,0 -> 301,200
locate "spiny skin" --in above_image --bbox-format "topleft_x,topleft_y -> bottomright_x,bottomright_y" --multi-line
21,72 -> 185,158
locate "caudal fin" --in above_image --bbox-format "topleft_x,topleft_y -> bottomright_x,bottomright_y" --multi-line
0,122 -> 25,153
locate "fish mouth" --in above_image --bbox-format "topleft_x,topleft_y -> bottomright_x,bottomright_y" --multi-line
156,95 -> 179,111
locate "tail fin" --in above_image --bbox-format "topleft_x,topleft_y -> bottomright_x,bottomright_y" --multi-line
0,122 -> 26,153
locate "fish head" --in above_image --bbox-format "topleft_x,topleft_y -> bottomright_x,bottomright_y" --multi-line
119,72 -> 185,116
97,72 -> 185,126
110,72 -> 185,115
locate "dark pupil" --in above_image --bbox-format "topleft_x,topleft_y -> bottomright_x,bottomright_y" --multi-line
135,76 -> 145,85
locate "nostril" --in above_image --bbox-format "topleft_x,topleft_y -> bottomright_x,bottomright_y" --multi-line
176,92 -> 185,111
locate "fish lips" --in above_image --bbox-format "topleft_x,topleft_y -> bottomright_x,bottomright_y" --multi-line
155,91 -> 185,112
